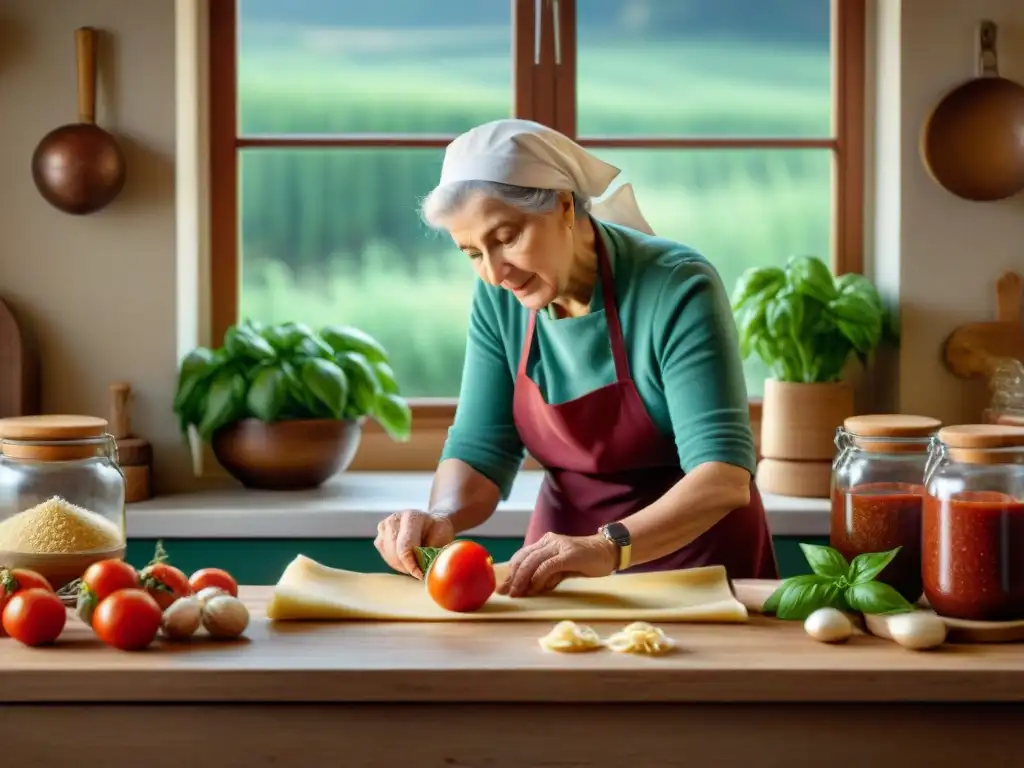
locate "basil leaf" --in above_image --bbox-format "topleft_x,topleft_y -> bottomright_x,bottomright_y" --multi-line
845,581 -> 915,615
774,574 -> 836,621
849,547 -> 901,584
762,585 -> 784,615
799,543 -> 850,580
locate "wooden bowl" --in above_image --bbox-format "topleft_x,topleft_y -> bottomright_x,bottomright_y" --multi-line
211,419 -> 362,490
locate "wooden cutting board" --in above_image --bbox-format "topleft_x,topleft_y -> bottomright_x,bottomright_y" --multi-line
944,271 -> 1024,379
0,297 -> 39,418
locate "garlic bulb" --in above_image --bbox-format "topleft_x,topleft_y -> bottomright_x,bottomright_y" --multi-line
886,611 -> 946,650
201,594 -> 250,639
161,596 -> 202,640
195,586 -> 227,606
804,608 -> 853,644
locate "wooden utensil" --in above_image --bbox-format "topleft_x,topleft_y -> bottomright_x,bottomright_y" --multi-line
865,610 -> 1024,644
0,297 -> 40,418
108,381 -> 152,503
944,271 -> 1024,379
920,20 -> 1024,202
31,27 -> 126,216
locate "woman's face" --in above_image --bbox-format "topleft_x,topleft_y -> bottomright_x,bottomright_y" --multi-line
442,192 -> 575,311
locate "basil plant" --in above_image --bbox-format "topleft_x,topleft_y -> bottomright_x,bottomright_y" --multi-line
730,255 -> 888,383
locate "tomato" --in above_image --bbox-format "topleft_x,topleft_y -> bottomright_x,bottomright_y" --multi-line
189,568 -> 238,598
92,589 -> 162,651
77,559 -> 139,625
139,562 -> 191,611
424,540 -> 496,613
2,588 -> 66,646
0,568 -> 55,636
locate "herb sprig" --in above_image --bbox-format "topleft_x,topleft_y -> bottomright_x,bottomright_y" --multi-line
763,543 -> 916,620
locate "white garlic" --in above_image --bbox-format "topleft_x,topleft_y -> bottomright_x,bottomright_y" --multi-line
804,607 -> 853,644
195,586 -> 228,606
161,596 -> 202,640
201,594 -> 250,640
886,611 -> 947,650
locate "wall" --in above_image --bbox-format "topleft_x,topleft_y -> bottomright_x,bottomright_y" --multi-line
893,0 -> 1024,423
0,0 -> 1021,495
0,1 -> 192,492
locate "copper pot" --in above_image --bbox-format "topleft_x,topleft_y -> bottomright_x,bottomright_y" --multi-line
920,20 -> 1024,202
31,27 -> 126,216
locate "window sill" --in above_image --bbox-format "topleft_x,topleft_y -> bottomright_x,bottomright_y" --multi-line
127,471 -> 828,539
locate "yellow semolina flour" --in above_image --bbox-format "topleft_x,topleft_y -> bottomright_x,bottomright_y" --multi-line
0,496 -> 122,554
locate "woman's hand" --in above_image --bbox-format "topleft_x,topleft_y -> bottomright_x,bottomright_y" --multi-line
497,532 -> 618,597
374,510 -> 455,578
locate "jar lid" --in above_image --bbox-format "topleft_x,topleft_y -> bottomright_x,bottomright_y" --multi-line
0,415 -> 108,442
843,414 -> 942,438
938,424 -> 1024,449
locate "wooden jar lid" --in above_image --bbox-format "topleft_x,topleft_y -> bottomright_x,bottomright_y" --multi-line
0,415 -> 109,461
0,415 -> 108,441
842,414 -> 942,454
843,414 -> 942,437
938,424 -> 1024,464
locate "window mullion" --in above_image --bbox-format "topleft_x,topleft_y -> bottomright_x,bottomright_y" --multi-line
553,0 -> 577,138
515,0 -> 558,126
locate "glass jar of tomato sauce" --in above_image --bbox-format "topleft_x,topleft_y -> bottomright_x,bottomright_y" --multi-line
831,414 -> 941,602
923,425 -> 1024,622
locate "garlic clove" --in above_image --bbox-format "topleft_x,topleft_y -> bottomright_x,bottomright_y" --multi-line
886,611 -> 947,650
161,596 -> 203,640
803,607 -> 853,644
201,594 -> 250,640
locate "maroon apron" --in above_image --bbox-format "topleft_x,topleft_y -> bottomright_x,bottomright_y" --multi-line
512,233 -> 778,579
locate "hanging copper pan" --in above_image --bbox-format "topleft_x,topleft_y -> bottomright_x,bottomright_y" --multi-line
920,20 -> 1024,202
31,27 -> 126,215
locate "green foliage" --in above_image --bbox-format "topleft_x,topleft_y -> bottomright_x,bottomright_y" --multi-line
237,39 -> 833,399
730,256 -> 890,383
173,321 -> 412,443
763,544 -> 915,621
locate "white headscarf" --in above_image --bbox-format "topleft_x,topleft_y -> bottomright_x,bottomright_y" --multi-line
438,119 -> 656,236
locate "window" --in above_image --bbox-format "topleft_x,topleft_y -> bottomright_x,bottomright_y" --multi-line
210,0 -> 865,469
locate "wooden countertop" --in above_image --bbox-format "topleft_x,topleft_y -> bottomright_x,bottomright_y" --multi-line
4,586 -> 1024,704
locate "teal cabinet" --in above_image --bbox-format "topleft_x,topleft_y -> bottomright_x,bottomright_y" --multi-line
127,536 -> 823,584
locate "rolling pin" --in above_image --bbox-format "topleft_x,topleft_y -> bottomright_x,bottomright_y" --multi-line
109,381 -> 152,502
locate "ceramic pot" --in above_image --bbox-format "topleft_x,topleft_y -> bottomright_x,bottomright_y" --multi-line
211,418 -> 362,490
757,379 -> 855,497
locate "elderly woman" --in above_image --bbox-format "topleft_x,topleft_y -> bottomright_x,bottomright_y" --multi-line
375,119 -> 778,596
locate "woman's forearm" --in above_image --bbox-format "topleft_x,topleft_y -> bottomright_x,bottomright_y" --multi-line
428,458 -> 503,534
616,461 -> 752,566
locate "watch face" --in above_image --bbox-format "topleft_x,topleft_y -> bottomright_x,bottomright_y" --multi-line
603,522 -> 630,546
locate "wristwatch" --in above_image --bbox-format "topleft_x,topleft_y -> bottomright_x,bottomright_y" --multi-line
598,521 -> 632,572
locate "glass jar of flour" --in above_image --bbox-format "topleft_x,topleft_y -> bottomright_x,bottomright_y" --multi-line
0,415 -> 126,590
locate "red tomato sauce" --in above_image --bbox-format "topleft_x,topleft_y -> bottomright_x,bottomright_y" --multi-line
923,490 -> 1024,621
830,482 -> 924,602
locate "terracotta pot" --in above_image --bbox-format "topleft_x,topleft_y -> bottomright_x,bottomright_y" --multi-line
211,418 -> 362,490
759,379 -> 855,461
755,458 -> 832,498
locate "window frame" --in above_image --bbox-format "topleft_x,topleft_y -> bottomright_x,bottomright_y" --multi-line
208,0 -> 865,470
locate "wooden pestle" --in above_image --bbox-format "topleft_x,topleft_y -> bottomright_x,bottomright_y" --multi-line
108,381 -> 153,502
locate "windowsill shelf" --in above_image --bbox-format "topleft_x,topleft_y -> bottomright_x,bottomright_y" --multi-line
127,471 -> 829,539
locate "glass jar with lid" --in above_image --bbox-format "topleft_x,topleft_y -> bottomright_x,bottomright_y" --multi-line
831,414 -> 942,602
923,424 -> 1024,622
0,415 -> 126,590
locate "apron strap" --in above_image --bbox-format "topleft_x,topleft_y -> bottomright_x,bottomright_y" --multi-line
595,229 -> 631,382
517,310 -> 538,379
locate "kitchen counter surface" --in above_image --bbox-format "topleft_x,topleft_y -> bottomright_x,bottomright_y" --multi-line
5,587 -> 1024,767
4,586 -> 1024,705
